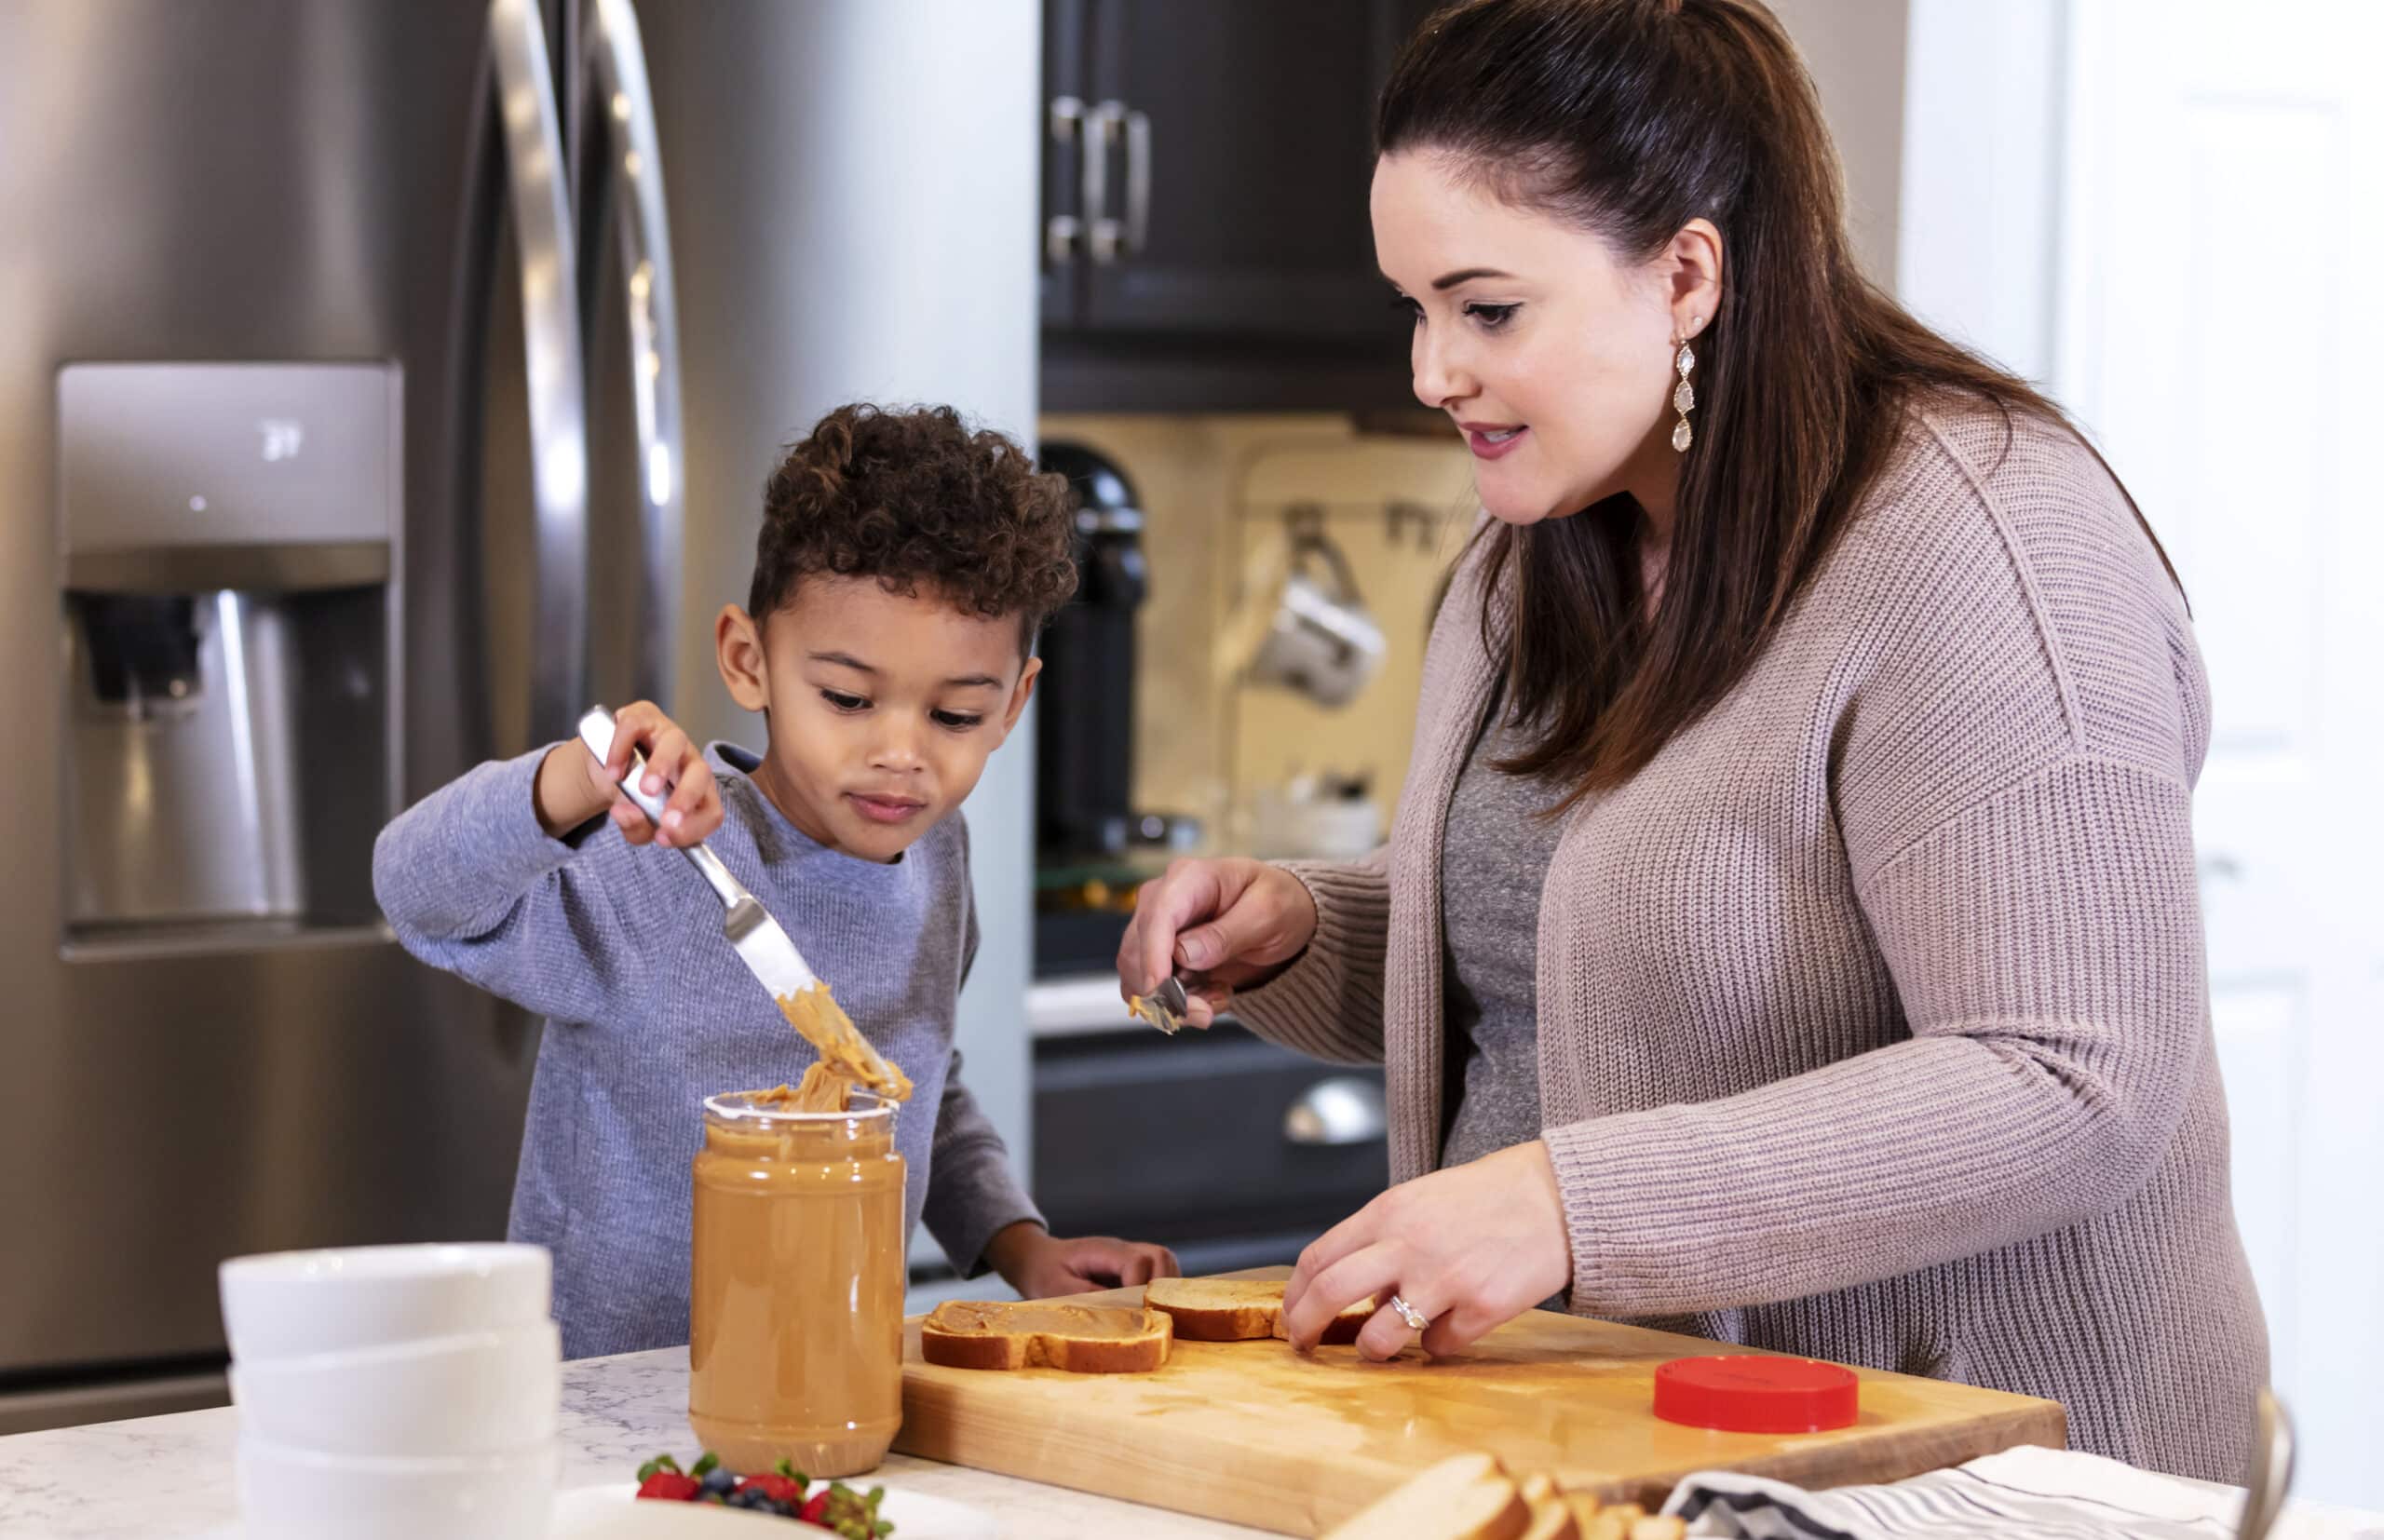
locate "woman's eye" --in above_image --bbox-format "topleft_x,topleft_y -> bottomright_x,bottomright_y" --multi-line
820,689 -> 868,712
1465,302 -> 1520,331
932,710 -> 985,731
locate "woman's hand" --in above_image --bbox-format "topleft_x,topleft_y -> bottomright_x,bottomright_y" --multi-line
1116,858 -> 1320,1028
535,699 -> 722,847
1280,1140 -> 1573,1360
983,1222 -> 1182,1299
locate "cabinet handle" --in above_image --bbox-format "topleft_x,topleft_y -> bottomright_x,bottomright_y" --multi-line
1085,99 -> 1128,263
1282,1076 -> 1387,1147
1047,96 -> 1084,265
1121,108 -> 1152,256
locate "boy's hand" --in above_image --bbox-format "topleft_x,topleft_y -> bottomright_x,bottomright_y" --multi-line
983,1221 -> 1182,1300
534,699 -> 723,847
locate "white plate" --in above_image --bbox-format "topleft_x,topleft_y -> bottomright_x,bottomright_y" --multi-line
550,1484 -> 998,1538
195,1482 -> 999,1539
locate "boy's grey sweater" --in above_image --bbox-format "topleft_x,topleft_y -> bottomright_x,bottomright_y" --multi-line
372,742 -> 1042,1359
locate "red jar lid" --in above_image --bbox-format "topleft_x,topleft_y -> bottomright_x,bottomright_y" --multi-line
1653,1355 -> 1860,1433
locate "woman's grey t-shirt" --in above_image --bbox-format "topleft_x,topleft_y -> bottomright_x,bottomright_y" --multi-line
1439,704 -> 1567,1169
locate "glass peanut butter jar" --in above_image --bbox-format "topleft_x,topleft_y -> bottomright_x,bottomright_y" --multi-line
689,1089 -> 905,1477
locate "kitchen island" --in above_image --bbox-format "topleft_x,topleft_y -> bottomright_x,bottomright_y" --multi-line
0,1347 -> 1268,1539
3,1344 -> 2377,1539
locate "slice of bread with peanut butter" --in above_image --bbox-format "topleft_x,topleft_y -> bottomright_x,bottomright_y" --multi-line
1143,1277 -> 1378,1344
919,1300 -> 1172,1372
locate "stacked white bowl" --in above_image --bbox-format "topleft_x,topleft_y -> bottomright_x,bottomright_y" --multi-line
218,1243 -> 560,1540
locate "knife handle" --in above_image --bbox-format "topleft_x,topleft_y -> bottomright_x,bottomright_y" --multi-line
577,706 -> 750,912
577,706 -> 670,825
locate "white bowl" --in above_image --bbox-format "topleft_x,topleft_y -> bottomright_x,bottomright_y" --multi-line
231,1320 -> 561,1457
219,1242 -> 550,1361
237,1435 -> 557,1540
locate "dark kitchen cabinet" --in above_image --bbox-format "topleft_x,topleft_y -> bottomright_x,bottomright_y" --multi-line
1040,0 -> 1442,411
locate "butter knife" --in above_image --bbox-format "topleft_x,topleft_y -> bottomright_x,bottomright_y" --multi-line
1131,975 -> 1197,1035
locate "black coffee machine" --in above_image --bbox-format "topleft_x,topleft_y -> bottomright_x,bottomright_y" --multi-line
1036,441 -> 1147,860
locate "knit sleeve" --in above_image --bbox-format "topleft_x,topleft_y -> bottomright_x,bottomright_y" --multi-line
1219,850 -> 1390,1066
922,1047 -> 1045,1277
1546,408 -> 2214,1316
1549,754 -> 2207,1314
371,745 -> 654,1025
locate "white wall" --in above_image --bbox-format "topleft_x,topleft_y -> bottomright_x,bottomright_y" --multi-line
1894,0 -> 2066,380
1768,0 -> 1911,287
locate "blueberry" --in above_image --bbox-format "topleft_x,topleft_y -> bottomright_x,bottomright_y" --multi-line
702,1466 -> 737,1496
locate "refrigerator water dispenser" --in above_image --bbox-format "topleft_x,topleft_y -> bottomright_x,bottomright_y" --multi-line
58,362 -> 400,943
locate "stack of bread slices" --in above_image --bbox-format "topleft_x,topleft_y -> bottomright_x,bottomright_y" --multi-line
1323,1453 -> 1687,1540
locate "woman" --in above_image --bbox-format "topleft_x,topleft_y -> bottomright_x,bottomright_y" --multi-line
1118,0 -> 2265,1482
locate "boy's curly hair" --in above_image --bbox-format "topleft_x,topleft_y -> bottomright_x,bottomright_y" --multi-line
750,403 -> 1078,651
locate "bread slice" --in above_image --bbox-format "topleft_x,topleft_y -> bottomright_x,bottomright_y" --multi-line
1579,1504 -> 1663,1540
919,1300 -> 1172,1372
1144,1277 -> 1284,1341
1142,1277 -> 1378,1344
1320,1452 -> 1531,1540
1517,1474 -> 1558,1506
1517,1494 -> 1581,1540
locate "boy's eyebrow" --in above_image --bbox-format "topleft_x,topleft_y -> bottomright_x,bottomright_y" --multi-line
808,650 -> 1003,691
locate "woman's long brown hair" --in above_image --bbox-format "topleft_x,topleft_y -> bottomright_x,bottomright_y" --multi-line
1380,0 -> 2176,803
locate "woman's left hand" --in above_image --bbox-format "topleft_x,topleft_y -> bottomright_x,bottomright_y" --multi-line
1280,1140 -> 1573,1359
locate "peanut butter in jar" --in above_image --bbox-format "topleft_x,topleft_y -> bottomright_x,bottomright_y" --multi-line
689,1089 -> 904,1477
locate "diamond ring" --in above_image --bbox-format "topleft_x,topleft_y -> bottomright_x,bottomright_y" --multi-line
1388,1293 -> 1431,1332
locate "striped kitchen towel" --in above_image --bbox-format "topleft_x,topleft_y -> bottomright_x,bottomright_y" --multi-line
1660,1444 -> 2384,1540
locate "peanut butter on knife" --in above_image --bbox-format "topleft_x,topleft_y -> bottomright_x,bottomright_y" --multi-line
774,981 -> 914,1111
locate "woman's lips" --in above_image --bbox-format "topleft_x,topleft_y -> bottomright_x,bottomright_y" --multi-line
1465,426 -> 1528,460
847,792 -> 926,825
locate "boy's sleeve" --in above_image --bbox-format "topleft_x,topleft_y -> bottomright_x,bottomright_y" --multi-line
920,1046 -> 1045,1279
919,854 -> 1043,1277
371,746 -> 650,1024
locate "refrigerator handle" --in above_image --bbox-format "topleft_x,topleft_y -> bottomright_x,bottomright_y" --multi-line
488,0 -> 590,741
584,0 -> 684,709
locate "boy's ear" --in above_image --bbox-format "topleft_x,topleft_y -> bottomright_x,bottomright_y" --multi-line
997,655 -> 1041,738
715,603 -> 771,712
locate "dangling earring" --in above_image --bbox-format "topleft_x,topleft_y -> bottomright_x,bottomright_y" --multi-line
1671,317 -> 1700,453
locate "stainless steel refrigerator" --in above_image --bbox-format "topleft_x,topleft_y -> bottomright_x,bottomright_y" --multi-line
0,0 -> 1041,1428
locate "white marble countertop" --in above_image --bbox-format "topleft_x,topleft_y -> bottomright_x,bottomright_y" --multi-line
7,1347 -> 2379,1539
0,1347 -> 1268,1539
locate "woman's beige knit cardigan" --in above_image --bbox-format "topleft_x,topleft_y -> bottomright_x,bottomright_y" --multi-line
1230,404 -> 2267,1481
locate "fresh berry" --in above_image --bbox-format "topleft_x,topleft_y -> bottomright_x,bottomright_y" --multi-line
746,1473 -> 806,1506
700,1465 -> 737,1497
635,1470 -> 702,1501
801,1490 -> 832,1524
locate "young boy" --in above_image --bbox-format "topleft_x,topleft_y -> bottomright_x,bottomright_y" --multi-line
373,402 -> 1179,1358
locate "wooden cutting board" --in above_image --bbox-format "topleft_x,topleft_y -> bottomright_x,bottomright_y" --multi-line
895,1268 -> 2066,1536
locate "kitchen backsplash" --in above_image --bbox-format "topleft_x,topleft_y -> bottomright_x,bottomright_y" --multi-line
1038,413 -> 1475,856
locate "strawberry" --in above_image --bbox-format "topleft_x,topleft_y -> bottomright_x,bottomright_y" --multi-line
745,1473 -> 806,1506
800,1490 -> 832,1525
636,1470 -> 703,1501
